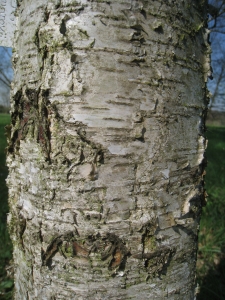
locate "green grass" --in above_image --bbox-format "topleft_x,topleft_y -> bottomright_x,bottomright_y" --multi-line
0,114 -> 13,299
197,126 -> 225,300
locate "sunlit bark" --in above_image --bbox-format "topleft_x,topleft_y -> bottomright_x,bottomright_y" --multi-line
7,0 -> 209,299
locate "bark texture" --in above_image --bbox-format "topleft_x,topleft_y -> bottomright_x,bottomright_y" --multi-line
7,0 -> 209,299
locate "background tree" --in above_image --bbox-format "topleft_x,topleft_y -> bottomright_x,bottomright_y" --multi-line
0,47 -> 13,108
208,0 -> 225,111
7,0 -> 209,299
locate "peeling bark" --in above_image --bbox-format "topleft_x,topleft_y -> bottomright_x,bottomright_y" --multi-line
7,0 -> 209,299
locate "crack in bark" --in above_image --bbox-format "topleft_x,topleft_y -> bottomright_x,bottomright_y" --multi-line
132,245 -> 175,277
42,231 -> 129,273
8,88 -> 52,162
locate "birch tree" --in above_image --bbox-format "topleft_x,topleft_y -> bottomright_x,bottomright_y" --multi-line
7,0 -> 210,299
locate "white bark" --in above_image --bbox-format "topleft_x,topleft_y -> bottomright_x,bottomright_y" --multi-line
7,0 -> 209,299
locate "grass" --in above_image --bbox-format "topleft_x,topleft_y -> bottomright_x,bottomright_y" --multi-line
197,126 -> 225,300
0,114 -> 224,298
0,114 -> 13,299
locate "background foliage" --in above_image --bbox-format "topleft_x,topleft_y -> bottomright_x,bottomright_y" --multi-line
197,124 -> 225,300
0,114 -> 13,299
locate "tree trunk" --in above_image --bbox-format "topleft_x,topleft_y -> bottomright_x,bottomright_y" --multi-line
7,0 -> 209,299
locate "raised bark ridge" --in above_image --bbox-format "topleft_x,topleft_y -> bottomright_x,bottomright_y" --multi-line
7,0 -> 209,299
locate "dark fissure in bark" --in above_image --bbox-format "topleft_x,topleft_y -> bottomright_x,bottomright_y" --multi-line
8,88 -> 52,161
37,89 -> 52,162
42,231 -> 130,273
60,19 -> 67,35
